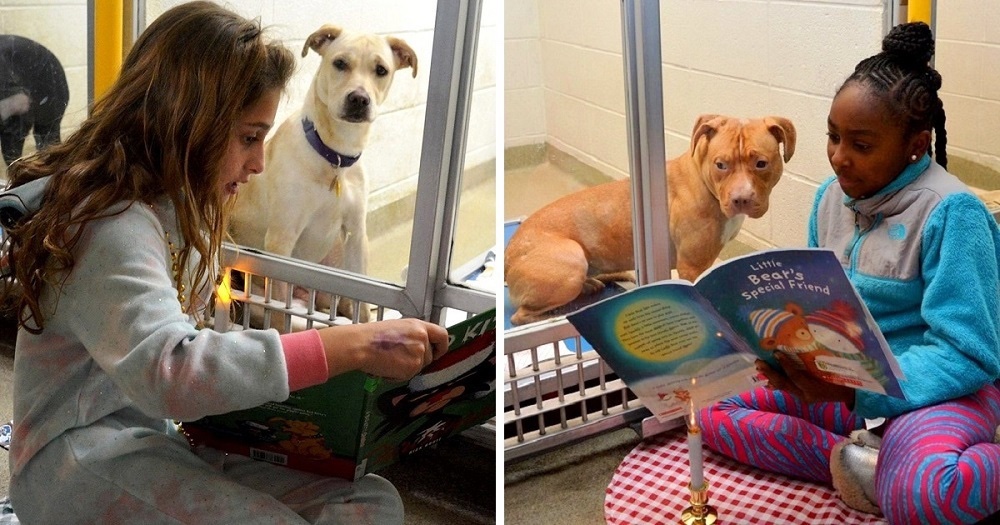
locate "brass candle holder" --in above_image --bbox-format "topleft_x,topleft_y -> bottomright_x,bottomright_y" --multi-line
680,481 -> 718,525
682,379 -> 717,524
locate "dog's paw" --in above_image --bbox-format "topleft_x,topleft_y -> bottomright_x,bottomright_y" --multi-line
581,277 -> 606,296
336,297 -> 371,323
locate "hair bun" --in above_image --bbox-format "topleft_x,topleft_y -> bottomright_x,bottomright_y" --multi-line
882,21 -> 935,65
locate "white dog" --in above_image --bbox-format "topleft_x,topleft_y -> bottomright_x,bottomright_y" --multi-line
230,25 -> 417,325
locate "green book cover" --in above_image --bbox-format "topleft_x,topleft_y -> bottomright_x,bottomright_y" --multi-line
183,308 -> 496,480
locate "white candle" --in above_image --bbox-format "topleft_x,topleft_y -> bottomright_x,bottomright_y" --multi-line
688,377 -> 705,490
214,270 -> 232,332
688,393 -> 704,489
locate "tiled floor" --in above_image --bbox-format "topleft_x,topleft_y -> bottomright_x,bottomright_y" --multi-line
504,162 -> 591,221
370,172 -> 496,285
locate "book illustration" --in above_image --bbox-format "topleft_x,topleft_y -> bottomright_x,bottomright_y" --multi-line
747,300 -> 887,394
666,387 -> 690,404
694,248 -> 903,398
268,418 -> 333,459
363,311 -> 496,469
567,284 -> 764,422
567,248 -> 906,422
370,333 -> 495,445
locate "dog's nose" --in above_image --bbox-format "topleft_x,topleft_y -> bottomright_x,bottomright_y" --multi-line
729,194 -> 759,215
347,89 -> 370,108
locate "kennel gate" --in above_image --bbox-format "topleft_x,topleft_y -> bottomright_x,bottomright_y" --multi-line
503,0 -> 683,462
212,0 -> 496,448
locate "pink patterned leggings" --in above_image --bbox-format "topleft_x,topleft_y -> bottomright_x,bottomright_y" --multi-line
697,384 -> 1000,524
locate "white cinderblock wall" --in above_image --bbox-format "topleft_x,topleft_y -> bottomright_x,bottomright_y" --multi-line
504,0 -> 626,178
503,0 -> 545,148
936,3 -> 1000,174
505,0 -> 1000,251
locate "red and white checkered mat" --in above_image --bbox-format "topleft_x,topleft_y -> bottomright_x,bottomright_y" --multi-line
605,429 -> 887,525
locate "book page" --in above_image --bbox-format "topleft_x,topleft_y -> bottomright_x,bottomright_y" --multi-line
567,284 -> 759,422
694,248 -> 905,398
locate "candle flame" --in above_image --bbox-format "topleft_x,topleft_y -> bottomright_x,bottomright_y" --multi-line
688,377 -> 698,430
216,271 -> 232,304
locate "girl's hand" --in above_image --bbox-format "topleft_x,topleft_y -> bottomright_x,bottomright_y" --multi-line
317,319 -> 450,381
756,354 -> 855,408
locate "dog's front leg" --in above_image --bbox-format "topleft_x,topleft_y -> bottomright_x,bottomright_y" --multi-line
337,232 -> 371,323
326,219 -> 370,323
261,228 -> 305,332
673,227 -> 724,282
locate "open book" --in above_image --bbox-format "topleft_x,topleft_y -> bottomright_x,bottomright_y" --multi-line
566,248 -> 905,423
183,308 -> 496,480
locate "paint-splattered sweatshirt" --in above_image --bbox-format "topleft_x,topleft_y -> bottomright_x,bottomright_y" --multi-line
9,196 -> 329,476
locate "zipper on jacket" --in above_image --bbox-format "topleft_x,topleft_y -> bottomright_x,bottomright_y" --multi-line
846,206 -> 882,276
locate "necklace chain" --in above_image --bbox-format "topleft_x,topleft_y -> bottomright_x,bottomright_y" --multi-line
164,230 -> 187,306
149,201 -> 187,306
150,202 -> 206,328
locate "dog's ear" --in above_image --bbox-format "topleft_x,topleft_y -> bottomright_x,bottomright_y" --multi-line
387,37 -> 419,78
692,114 -> 722,134
302,25 -> 344,58
765,116 -> 797,163
690,114 -> 723,160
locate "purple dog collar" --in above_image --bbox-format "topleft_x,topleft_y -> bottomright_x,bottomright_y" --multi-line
301,118 -> 361,168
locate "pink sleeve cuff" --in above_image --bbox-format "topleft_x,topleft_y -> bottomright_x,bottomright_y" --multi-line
279,330 -> 329,391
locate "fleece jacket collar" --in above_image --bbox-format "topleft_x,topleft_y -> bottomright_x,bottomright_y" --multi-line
842,154 -> 932,219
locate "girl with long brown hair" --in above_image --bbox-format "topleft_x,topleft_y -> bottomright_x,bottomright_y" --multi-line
2,3 -> 446,523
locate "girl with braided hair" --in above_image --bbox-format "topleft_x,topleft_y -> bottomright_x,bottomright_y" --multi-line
697,22 -> 1000,523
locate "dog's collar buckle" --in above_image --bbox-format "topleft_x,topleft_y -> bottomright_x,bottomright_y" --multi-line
302,118 -> 361,168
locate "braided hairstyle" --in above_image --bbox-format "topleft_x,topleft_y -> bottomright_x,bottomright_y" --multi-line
839,21 -> 947,168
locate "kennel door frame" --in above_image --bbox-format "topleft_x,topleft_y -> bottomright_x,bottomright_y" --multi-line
408,0 -> 494,320
622,0 -> 673,286
503,0 -> 678,461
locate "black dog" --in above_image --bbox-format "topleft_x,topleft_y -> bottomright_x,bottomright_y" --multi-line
0,35 -> 69,166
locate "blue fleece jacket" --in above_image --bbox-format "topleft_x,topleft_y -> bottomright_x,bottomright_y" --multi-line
808,154 -> 1000,419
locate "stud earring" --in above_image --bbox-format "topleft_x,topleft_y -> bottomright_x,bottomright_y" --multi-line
910,154 -> 918,162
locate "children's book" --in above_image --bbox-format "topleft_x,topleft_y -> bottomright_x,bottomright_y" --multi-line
182,308 -> 496,480
566,248 -> 905,423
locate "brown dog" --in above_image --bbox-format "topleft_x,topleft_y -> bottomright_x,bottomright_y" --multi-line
505,114 -> 796,325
